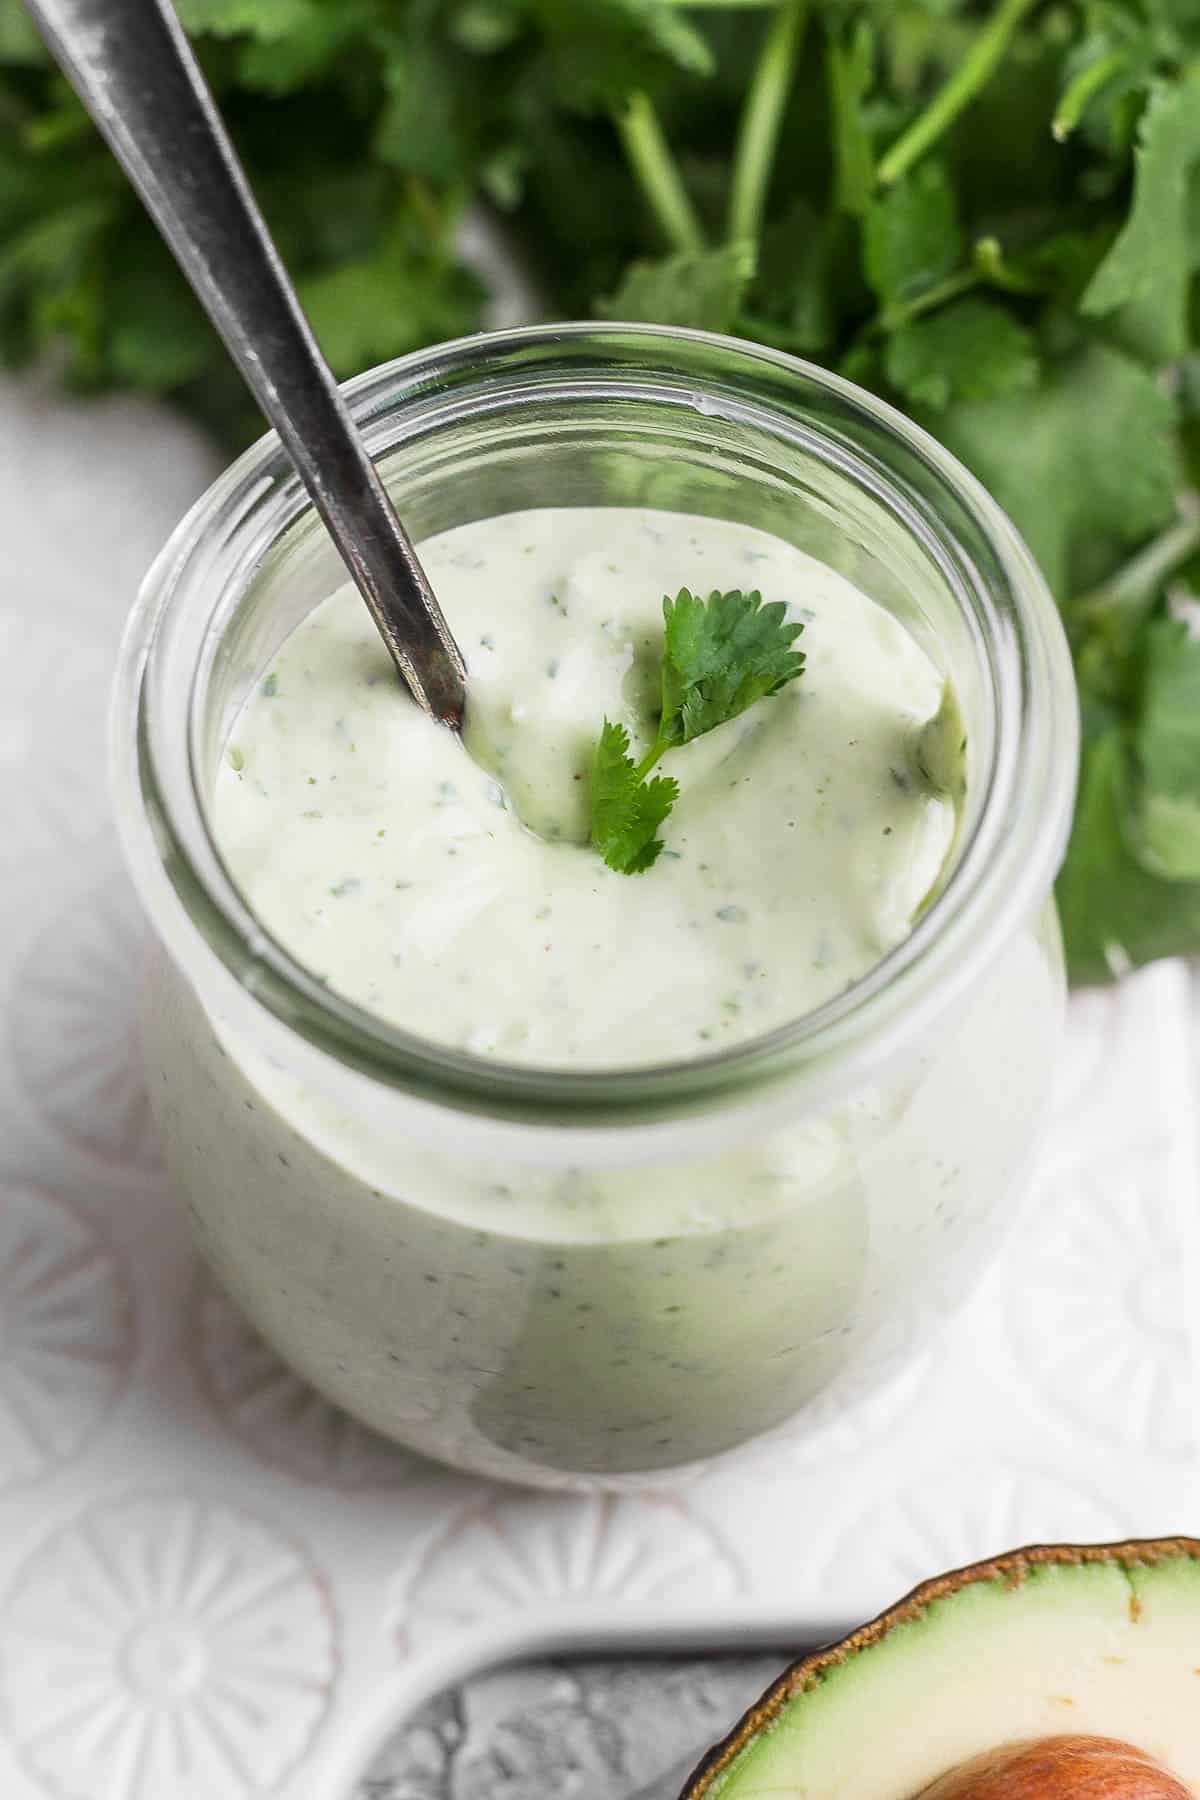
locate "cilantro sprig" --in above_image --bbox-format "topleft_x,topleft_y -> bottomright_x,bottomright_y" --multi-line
591,587 -> 806,873
591,722 -> 680,873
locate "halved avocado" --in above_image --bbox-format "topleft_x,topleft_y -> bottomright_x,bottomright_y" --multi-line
683,1539 -> 1200,1799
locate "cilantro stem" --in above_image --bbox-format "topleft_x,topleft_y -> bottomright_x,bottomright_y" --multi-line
728,1 -> 808,246
1052,48 -> 1129,142
826,19 -> 874,216
876,0 -> 1042,187
876,265 -> 980,333
634,736 -> 670,783
873,236 -> 1037,333
972,234 -> 1041,295
1075,504 -> 1200,624
406,175 -> 446,246
614,91 -> 705,255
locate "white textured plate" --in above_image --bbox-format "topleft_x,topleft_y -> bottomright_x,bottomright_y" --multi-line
0,374 -> 1196,1800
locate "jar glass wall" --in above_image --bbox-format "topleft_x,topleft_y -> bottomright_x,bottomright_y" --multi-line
113,325 -> 1078,1487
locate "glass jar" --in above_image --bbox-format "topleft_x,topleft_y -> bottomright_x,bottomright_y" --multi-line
112,324 -> 1078,1489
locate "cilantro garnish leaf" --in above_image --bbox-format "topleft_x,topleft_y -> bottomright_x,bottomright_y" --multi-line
590,588 -> 806,873
659,586 -> 807,747
590,720 -> 679,874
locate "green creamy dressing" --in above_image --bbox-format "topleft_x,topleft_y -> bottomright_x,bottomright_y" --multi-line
214,507 -> 961,1067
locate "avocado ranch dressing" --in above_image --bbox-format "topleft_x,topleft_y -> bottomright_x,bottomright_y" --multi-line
145,505 -> 1057,1480
213,507 -> 961,1065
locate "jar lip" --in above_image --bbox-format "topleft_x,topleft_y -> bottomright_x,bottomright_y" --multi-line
112,321 -> 1078,1130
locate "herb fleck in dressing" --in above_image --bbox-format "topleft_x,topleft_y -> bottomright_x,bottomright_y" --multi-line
215,509 -> 958,1066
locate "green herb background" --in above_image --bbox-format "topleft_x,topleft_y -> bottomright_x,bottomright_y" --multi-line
3,0 -> 1199,981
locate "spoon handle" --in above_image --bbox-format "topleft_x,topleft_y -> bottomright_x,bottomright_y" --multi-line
28,0 -> 468,727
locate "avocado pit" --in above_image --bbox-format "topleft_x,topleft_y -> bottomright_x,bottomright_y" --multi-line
918,1737 -> 1193,1800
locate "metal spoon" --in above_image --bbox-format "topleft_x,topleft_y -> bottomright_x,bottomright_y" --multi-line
27,0 -> 469,728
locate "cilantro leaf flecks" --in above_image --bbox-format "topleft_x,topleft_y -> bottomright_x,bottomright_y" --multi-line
590,587 -> 806,873
590,720 -> 679,873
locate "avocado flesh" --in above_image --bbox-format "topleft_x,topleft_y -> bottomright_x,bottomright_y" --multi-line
690,1544 -> 1200,1799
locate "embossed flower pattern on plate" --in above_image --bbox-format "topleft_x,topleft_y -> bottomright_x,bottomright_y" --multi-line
10,878 -> 160,1172
1008,1146 -> 1196,1460
0,1183 -> 135,1489
0,1494 -> 337,1800
814,1463 -> 1127,1610
396,1495 -> 742,1652
0,613 -> 113,862
192,1274 -> 434,1487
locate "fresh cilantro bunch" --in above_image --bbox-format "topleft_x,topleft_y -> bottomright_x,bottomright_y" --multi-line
592,587 -> 807,870
0,0 -> 491,439
5,0 -> 1200,980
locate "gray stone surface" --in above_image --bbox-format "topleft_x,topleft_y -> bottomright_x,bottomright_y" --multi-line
358,1655 -> 787,1800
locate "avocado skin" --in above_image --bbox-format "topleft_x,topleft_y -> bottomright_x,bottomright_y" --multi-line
681,1537 -> 1200,1800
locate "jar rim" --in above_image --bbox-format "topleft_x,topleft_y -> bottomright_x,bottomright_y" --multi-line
111,321 -> 1078,1132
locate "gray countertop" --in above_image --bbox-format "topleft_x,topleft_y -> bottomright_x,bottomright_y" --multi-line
358,1653 -> 788,1800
